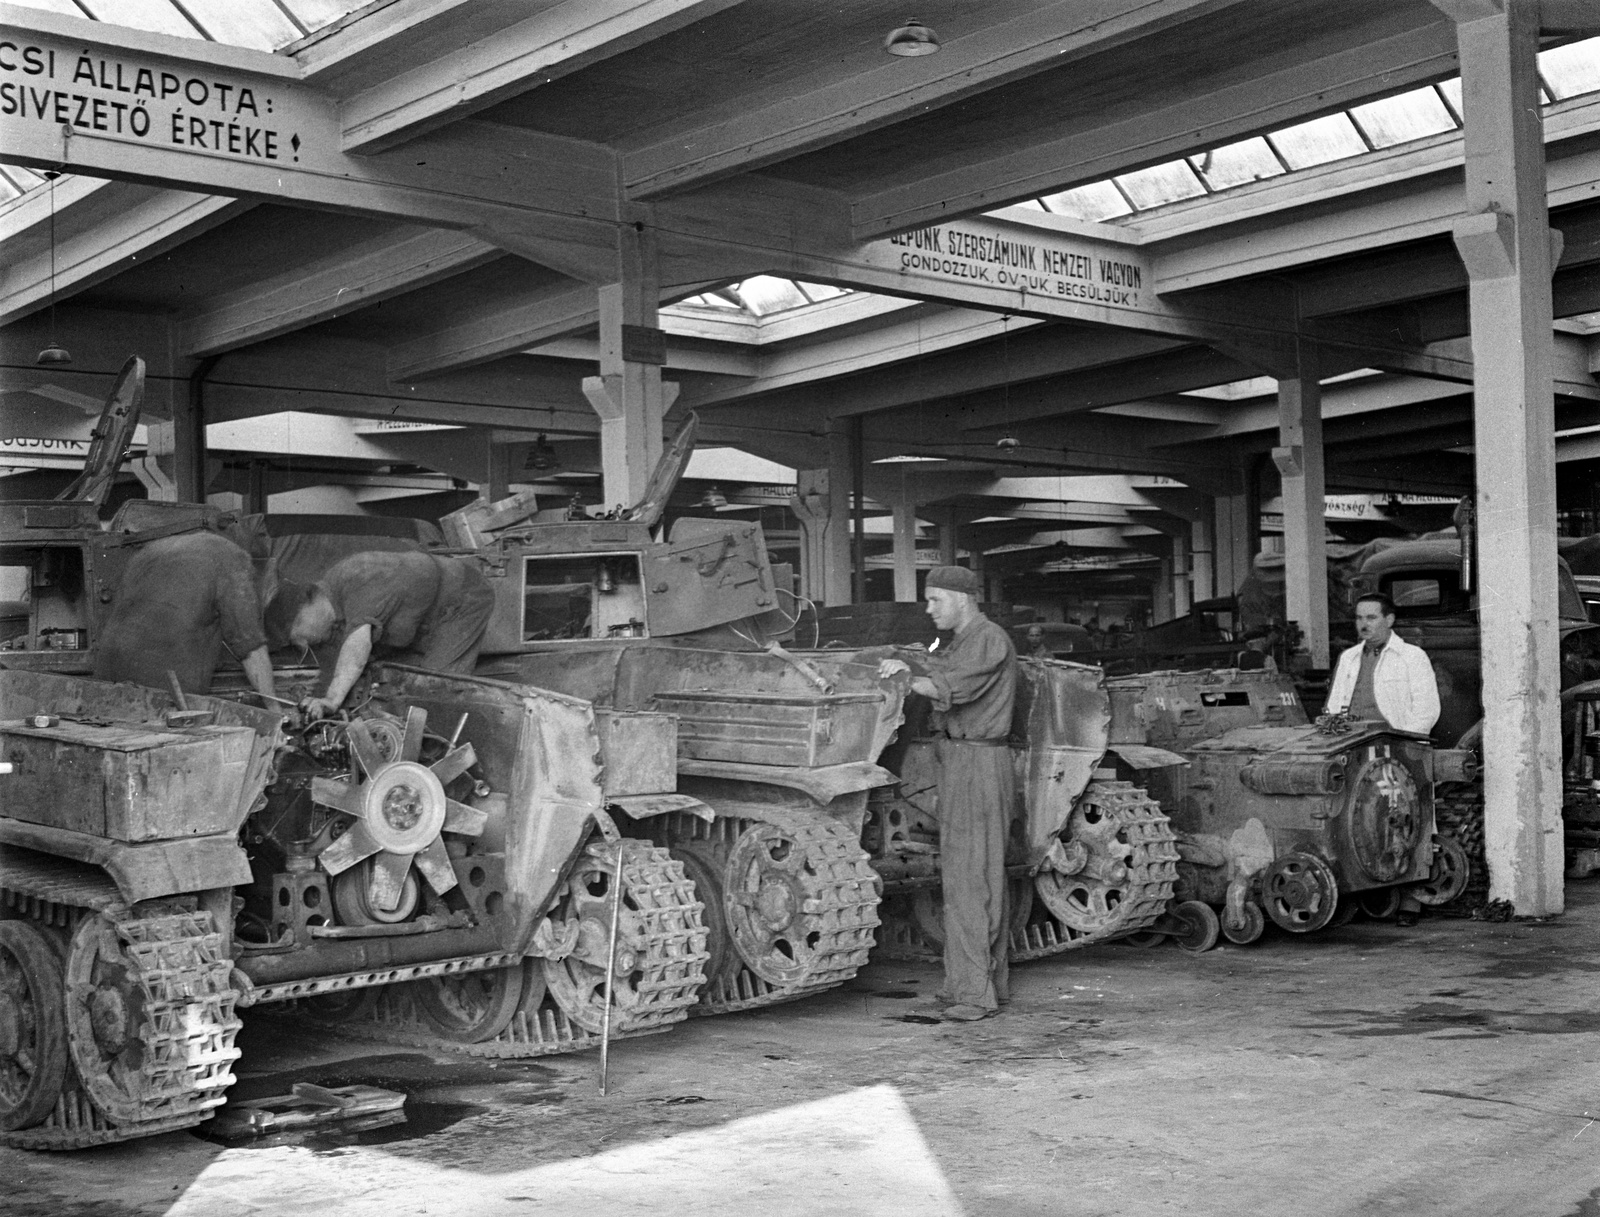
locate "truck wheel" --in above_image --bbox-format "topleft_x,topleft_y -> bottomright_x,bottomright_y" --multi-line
0,921 -> 68,1131
1170,901 -> 1220,953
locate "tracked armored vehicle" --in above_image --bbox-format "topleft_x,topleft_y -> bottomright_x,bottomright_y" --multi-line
0,665 -> 708,1149
1104,667 -> 1478,942
861,656 -> 1189,960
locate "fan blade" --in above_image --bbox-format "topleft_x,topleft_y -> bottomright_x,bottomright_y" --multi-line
319,820 -> 382,876
346,720 -> 387,780
429,742 -> 477,785
401,707 -> 426,763
413,836 -> 459,896
368,851 -> 414,912
442,799 -> 488,837
310,777 -> 364,817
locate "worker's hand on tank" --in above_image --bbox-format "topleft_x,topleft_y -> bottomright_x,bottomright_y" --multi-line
909,676 -> 938,699
877,658 -> 910,678
299,696 -> 340,721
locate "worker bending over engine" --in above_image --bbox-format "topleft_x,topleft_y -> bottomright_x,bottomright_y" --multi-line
275,551 -> 495,719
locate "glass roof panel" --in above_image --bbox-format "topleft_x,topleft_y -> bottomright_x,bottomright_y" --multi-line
1348,87 -> 1457,149
1188,138 -> 1284,190
1435,78 -> 1464,122
1267,112 -> 1369,169
179,0 -> 303,48
1038,180 -> 1132,221
732,276 -> 809,316
676,292 -> 743,311
75,0 -> 202,38
278,0 -> 353,31
796,282 -> 849,303
6,0 -> 84,15
1114,160 -> 1207,209
1540,37 -> 1600,100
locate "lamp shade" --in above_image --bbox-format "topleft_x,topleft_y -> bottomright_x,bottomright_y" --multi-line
884,18 -> 940,56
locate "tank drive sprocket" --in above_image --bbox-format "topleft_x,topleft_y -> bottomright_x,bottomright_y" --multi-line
1021,781 -> 1181,960
656,812 -> 882,1013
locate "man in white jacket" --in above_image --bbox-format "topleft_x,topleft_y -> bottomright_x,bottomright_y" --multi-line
1324,592 -> 1441,735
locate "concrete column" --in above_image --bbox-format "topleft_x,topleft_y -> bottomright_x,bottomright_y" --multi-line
1448,0 -> 1564,916
791,467 -> 850,607
482,435 -> 512,504
1173,532 -> 1193,617
826,420 -> 854,605
582,223 -> 674,511
1190,505 -> 1215,603
1212,494 -> 1254,597
937,507 -> 959,566
1274,352 -> 1329,667
891,499 -> 919,602
1153,555 -> 1175,624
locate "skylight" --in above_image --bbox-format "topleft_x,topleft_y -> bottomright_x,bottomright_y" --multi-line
1028,37 -> 1600,220
674,277 -> 855,319
8,0 -> 355,48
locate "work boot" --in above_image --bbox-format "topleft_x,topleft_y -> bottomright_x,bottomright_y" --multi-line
941,1003 -> 996,1022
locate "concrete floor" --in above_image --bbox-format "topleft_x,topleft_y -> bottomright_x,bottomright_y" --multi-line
7,885 -> 1600,1217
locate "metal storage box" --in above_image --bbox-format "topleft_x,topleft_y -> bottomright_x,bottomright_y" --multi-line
650,690 -> 882,768
0,718 -> 256,841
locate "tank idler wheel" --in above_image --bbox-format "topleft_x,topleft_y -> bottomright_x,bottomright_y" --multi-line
1358,886 -> 1403,921
1169,901 -> 1221,954
1410,835 -> 1471,907
1220,901 -> 1266,946
416,961 -> 542,1043
0,921 -> 69,1131
1262,853 -> 1340,934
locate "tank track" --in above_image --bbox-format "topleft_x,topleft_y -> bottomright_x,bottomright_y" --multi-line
0,885 -> 241,1151
656,813 -> 881,1015
290,841 -> 706,1054
875,781 -> 1180,964
1435,782 -> 1488,916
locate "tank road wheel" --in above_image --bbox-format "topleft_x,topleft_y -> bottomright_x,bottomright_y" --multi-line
1169,900 -> 1221,954
670,847 -> 738,984
1358,886 -> 1403,921
416,962 -> 543,1044
542,840 -> 708,1035
1032,781 -> 1180,947
722,821 -> 882,989
1220,901 -> 1266,946
0,921 -> 68,1131
1262,853 -> 1340,934
313,709 -> 488,920
1410,835 -> 1471,907
332,862 -> 422,926
298,986 -> 379,1026
64,909 -> 241,1128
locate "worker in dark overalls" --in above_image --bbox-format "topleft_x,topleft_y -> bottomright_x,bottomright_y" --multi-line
270,550 -> 495,720
95,530 -> 277,703
880,565 -> 1018,1022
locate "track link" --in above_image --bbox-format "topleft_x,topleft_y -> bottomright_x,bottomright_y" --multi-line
657,812 -> 881,1013
876,781 -> 1179,964
1,887 -> 241,1151
1435,782 -> 1488,916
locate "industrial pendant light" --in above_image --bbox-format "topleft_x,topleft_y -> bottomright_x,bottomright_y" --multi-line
524,432 -> 558,471
36,170 -> 71,366
884,18 -> 940,57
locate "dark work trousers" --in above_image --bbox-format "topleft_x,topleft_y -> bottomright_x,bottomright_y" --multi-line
937,737 -> 1014,1010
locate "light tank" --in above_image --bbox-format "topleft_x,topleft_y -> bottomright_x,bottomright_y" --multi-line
1103,667 -> 1479,942
0,664 -> 708,1149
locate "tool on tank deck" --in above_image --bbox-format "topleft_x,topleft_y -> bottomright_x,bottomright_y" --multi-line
0,664 -> 708,1150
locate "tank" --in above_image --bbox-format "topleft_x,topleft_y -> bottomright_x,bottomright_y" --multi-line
466,509 -> 903,1015
1104,667 -> 1478,941
0,665 -> 708,1149
865,657 -> 1186,960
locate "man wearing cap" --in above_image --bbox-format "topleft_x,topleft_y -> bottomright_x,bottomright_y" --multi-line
879,565 -> 1017,1022
272,550 -> 495,720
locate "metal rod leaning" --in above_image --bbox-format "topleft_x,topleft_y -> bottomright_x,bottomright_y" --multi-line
598,841 -> 625,1095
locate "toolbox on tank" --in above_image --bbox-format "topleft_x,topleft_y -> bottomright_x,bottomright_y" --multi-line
0,717 -> 256,841
650,690 -> 882,767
